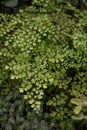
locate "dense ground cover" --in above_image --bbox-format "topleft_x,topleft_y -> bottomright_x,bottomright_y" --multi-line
0,0 -> 87,130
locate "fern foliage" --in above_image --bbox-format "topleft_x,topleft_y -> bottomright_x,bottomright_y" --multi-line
0,1 -> 87,130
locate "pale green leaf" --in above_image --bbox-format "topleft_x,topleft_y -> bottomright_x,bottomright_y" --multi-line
71,98 -> 82,105
19,88 -> 23,93
73,105 -> 82,115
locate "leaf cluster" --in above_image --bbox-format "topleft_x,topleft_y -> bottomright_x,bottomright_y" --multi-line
0,89 -> 61,130
0,2 -> 87,130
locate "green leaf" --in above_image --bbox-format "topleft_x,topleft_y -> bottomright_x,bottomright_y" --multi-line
71,98 -> 82,105
54,80 -> 58,86
49,78 -> 53,83
31,104 -> 35,108
19,88 -> 23,93
47,100 -> 53,106
38,95 -> 42,99
29,99 -> 34,104
0,52 -> 2,56
51,111 -> 56,117
36,101 -> 41,105
82,100 -> 87,106
43,84 -> 47,89
10,75 -> 15,79
24,95 -> 28,99
5,66 -> 9,69
71,115 -> 83,120
73,105 -> 82,115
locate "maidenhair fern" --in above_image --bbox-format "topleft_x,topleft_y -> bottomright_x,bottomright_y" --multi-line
0,5 -> 87,129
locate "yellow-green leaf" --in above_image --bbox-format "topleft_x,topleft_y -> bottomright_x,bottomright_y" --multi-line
73,105 -> 82,115
71,98 -> 82,105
